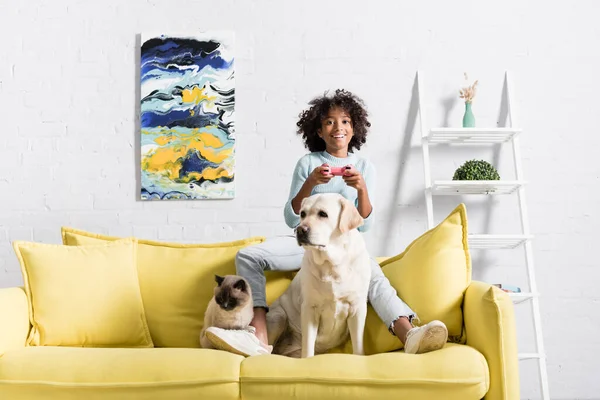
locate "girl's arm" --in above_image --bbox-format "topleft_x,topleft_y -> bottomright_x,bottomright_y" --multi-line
291,178 -> 317,214
283,158 -> 332,229
356,185 -> 373,220
343,161 -> 376,232
359,161 -> 376,231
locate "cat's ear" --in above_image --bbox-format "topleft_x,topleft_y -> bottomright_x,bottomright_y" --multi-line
233,279 -> 247,292
215,275 -> 225,286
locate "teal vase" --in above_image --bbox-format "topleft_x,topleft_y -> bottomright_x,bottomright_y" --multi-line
462,102 -> 475,127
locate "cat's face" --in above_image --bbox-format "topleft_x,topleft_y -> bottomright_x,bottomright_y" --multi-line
213,275 -> 251,311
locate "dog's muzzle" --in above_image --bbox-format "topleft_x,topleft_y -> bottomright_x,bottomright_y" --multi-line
295,225 -> 310,245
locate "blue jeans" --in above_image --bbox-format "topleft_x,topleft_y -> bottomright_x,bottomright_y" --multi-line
235,235 -> 416,333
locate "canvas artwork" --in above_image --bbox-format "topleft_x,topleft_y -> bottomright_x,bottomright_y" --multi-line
140,32 -> 235,200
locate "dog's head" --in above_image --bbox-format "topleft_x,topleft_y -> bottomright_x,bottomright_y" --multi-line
295,193 -> 364,249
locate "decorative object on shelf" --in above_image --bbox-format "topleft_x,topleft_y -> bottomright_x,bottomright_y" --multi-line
140,32 -> 235,200
452,159 -> 500,181
492,283 -> 522,293
459,73 -> 478,128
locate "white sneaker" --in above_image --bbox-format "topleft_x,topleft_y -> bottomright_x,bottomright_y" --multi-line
205,326 -> 272,357
404,320 -> 448,354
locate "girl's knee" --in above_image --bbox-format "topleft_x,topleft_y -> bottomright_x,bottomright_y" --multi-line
235,247 -> 266,274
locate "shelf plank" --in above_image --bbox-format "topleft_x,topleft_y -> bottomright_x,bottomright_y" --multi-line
427,128 -> 521,144
431,180 -> 525,195
519,353 -> 544,360
468,234 -> 533,249
509,292 -> 538,304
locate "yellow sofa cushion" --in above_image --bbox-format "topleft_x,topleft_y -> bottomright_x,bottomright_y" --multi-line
464,281 -> 520,400
240,343 -> 488,400
0,287 -> 29,356
364,204 -> 471,354
0,346 -> 242,400
12,239 -> 153,348
61,227 -> 266,348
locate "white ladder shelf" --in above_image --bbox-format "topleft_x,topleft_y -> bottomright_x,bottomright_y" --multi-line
417,71 -> 550,400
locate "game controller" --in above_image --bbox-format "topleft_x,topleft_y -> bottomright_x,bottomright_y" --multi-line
322,166 -> 351,176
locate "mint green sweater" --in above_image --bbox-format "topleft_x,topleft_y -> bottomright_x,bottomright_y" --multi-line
283,151 -> 376,232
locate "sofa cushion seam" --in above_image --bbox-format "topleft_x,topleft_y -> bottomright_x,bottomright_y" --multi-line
239,377 -> 485,385
0,379 -> 239,388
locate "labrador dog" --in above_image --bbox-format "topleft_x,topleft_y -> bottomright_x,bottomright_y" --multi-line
266,193 -> 371,358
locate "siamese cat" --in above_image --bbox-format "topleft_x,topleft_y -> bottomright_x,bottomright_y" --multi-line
200,274 -> 254,349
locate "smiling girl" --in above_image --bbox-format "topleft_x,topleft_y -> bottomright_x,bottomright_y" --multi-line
204,89 -> 448,357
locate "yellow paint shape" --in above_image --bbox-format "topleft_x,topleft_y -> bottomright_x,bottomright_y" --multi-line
142,140 -> 232,181
142,147 -> 182,180
181,167 -> 232,183
142,125 -> 233,183
181,86 -> 216,105
154,135 -> 174,146
197,132 -> 224,148
202,166 -> 231,181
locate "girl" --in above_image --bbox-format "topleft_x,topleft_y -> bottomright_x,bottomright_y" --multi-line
205,89 -> 448,356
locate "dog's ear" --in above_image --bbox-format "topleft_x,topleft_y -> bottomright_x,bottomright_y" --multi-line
300,196 -> 309,213
215,275 -> 225,286
338,198 -> 364,233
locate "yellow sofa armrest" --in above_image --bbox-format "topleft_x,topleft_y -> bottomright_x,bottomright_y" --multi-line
464,281 -> 520,400
0,287 -> 30,356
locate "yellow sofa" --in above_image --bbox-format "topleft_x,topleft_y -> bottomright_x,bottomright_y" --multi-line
0,208 -> 520,399
0,278 -> 518,400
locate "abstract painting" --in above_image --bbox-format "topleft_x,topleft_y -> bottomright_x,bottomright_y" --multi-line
140,32 -> 235,200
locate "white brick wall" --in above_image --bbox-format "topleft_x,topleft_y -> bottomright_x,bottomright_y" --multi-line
1,1 -> 598,398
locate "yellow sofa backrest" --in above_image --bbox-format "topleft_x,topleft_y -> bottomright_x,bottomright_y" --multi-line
61,227 -> 294,348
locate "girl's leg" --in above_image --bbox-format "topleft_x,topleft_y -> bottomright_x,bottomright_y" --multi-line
367,257 -> 417,339
236,235 -> 304,309
367,258 -> 448,354
235,235 -> 304,345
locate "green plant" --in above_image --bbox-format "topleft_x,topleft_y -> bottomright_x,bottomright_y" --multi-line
453,159 -> 500,180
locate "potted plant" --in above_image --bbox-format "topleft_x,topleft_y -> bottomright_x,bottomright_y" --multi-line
453,159 -> 500,181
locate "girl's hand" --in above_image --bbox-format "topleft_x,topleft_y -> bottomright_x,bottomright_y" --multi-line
308,163 -> 334,186
342,165 -> 367,191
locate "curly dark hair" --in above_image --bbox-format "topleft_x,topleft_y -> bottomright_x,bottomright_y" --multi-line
296,89 -> 371,153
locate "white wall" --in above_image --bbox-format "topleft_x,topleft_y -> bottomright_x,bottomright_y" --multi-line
1,1 -> 598,398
